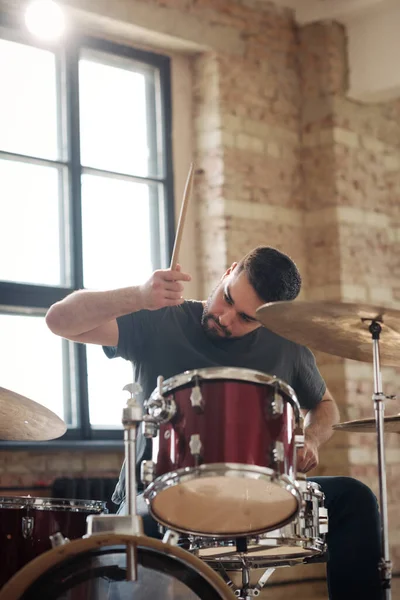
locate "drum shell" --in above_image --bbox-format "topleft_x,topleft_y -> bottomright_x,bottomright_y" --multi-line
0,496 -> 106,588
154,377 -> 298,479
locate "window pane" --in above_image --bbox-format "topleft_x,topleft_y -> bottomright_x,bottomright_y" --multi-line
0,39 -> 59,160
87,345 -> 132,428
0,314 -> 71,426
81,174 -> 155,289
79,53 -> 158,177
0,159 -> 65,286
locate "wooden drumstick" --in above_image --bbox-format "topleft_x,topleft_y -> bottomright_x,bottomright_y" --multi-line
170,162 -> 195,270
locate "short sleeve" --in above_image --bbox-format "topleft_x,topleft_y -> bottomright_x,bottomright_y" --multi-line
103,311 -> 151,362
292,346 -> 326,410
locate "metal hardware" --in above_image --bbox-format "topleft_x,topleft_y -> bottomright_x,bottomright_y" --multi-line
86,514 -> 143,536
144,395 -> 176,424
189,434 -> 202,458
270,389 -> 284,416
85,381 -> 144,582
21,516 -> 34,539
272,441 -> 284,463
157,375 -> 164,396
50,532 -> 70,548
319,506 -> 329,534
142,416 -> 158,438
162,529 -> 180,546
141,460 -> 156,486
190,382 -> 204,413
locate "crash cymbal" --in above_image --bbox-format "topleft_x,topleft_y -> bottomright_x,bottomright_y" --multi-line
0,387 -> 66,441
256,301 -> 400,366
334,415 -> 400,434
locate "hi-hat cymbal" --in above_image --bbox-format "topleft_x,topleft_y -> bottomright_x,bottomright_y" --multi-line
333,415 -> 400,434
256,301 -> 400,366
0,387 -> 67,441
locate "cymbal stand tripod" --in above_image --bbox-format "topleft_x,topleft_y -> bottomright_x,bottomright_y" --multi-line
366,320 -> 392,598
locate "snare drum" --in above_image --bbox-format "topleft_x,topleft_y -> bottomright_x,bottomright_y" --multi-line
142,367 -> 302,537
189,480 -> 328,570
0,496 -> 106,588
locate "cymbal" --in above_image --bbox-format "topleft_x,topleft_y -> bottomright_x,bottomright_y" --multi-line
256,301 -> 400,366
333,415 -> 400,434
0,387 -> 67,441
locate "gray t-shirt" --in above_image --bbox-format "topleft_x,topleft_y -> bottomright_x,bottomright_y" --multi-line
103,300 -> 326,505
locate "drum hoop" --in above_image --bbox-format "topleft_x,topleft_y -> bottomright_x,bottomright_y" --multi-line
0,496 -> 106,512
200,545 -> 325,570
152,367 -> 299,412
0,533 -> 236,600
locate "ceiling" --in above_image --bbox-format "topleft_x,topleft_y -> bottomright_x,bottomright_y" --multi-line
271,0 -> 398,25
270,0 -> 400,103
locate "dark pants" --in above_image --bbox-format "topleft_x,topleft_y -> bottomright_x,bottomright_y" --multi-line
309,477 -> 382,600
121,476 -> 382,600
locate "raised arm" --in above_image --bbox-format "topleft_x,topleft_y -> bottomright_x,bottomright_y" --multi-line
45,267 -> 191,346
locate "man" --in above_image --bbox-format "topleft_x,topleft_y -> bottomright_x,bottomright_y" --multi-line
46,246 -> 382,600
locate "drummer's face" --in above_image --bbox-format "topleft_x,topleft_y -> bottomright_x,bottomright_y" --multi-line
202,266 -> 263,339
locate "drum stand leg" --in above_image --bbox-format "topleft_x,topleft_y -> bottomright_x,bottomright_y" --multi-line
215,563 -> 275,598
367,321 -> 393,598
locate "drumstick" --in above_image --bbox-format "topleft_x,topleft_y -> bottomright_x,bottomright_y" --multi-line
170,162 -> 195,270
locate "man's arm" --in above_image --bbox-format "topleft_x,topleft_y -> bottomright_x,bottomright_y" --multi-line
45,267 -> 191,346
297,388 -> 340,473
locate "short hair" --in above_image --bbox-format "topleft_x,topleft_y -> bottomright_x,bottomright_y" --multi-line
235,246 -> 301,303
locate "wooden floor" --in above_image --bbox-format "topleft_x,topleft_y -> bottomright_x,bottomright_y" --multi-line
224,562 -> 400,599
257,578 -> 400,599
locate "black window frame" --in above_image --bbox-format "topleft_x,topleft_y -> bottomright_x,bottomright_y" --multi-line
0,14 -> 175,449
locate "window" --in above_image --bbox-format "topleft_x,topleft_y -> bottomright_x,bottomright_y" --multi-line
0,27 -> 174,443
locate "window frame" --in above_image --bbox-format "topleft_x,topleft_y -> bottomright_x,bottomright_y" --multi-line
0,17 -> 175,448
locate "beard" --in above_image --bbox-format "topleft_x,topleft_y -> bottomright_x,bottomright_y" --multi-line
201,293 -> 232,339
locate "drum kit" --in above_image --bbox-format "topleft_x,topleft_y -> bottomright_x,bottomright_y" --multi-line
0,300 -> 398,599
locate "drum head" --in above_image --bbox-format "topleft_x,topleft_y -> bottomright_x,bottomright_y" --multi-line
0,534 -> 236,600
148,466 -> 299,537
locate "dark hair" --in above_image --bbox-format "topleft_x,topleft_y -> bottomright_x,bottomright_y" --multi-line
235,246 -> 301,303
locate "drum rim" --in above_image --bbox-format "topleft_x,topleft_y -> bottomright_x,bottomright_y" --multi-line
0,533 -> 237,600
0,496 -> 106,512
193,535 -> 325,556
144,465 -> 300,538
151,367 -> 300,413
199,543 -> 326,570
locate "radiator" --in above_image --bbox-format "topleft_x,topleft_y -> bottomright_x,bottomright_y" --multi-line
51,477 -> 119,514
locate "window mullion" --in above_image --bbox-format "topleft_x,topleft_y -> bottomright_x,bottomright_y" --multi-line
65,43 -> 91,440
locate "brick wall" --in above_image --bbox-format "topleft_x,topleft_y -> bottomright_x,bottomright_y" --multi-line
0,450 -> 123,493
299,21 -> 400,576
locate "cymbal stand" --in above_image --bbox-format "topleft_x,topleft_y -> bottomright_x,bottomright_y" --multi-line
85,382 -> 144,581
367,320 -> 392,598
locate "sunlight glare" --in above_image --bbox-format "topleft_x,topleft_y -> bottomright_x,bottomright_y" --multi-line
25,0 -> 66,41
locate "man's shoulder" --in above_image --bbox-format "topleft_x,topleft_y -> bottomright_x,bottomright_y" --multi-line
147,300 -> 203,326
257,325 -> 301,354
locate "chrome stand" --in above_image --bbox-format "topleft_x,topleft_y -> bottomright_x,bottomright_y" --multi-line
216,563 -> 275,598
368,321 -> 392,598
86,382 -> 144,581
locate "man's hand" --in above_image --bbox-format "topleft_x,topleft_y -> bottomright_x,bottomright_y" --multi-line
139,265 -> 191,311
297,436 -> 319,473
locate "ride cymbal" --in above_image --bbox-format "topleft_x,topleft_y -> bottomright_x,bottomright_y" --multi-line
333,415 -> 400,434
256,301 -> 400,366
0,387 -> 66,441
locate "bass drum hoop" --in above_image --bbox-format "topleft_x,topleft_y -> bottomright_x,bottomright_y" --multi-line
0,533 -> 236,600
